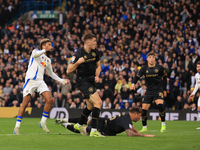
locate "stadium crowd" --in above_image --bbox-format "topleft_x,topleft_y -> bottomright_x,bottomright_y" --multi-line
0,0 -> 200,111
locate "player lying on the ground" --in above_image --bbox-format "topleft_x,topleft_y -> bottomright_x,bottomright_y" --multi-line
55,106 -> 155,137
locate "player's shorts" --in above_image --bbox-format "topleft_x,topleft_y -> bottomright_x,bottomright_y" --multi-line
142,90 -> 164,104
23,79 -> 50,97
86,118 -> 107,135
76,76 -> 96,99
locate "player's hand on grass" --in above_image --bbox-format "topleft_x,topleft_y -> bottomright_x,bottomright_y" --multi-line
130,84 -> 135,90
95,76 -> 99,83
144,134 -> 155,137
61,79 -> 70,85
77,57 -> 85,64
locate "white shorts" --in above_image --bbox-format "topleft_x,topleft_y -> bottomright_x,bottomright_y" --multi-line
23,79 -> 50,97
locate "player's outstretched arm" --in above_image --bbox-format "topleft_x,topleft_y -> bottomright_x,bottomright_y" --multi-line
46,63 -> 69,85
130,67 -> 145,90
32,49 -> 46,58
32,44 -> 51,58
190,82 -> 198,99
126,129 -> 155,137
67,57 -> 85,74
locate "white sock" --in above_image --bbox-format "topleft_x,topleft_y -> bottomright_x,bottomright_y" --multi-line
15,116 -> 22,128
63,118 -> 68,123
77,123 -> 82,128
91,128 -> 97,132
162,122 -> 165,126
143,126 -> 147,129
15,122 -> 21,128
41,111 -> 49,124
61,123 -> 69,128
41,116 -> 47,124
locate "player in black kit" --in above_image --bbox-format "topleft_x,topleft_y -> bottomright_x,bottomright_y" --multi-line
130,52 -> 167,133
55,107 -> 155,137
67,33 -> 104,137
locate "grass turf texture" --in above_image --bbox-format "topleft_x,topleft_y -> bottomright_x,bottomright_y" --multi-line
0,118 -> 199,150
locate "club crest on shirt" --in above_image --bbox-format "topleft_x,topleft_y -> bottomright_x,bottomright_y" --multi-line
26,90 -> 29,93
155,69 -> 158,73
92,52 -> 96,57
146,70 -> 148,73
84,55 -> 87,59
88,87 -> 93,92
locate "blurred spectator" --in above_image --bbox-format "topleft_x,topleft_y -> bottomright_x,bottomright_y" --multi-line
102,83 -> 113,101
175,96 -> 184,110
3,81 -> 12,97
60,75 -> 71,97
56,10 -> 67,28
54,93 -> 66,107
102,97 -> 111,109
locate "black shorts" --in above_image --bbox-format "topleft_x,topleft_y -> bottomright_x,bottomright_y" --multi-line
87,118 -> 107,135
142,90 -> 164,104
76,76 -> 96,99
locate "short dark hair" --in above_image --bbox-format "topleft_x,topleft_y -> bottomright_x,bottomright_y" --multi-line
82,33 -> 96,43
130,106 -> 143,114
39,38 -> 51,50
147,52 -> 156,57
196,61 -> 200,66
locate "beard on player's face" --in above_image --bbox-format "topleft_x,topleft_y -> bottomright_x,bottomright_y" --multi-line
46,51 -> 52,56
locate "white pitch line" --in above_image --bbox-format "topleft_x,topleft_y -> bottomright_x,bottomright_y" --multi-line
0,133 -> 75,136
144,130 -> 199,132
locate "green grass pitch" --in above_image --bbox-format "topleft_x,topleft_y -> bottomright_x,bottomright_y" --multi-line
0,118 -> 200,150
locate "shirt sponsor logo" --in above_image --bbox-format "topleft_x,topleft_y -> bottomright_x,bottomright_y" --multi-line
41,62 -> 46,67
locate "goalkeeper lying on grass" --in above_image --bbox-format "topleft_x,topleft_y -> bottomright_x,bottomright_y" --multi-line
55,106 -> 155,137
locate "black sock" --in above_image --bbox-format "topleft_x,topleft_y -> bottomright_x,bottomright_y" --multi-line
158,104 -> 165,122
67,125 -> 80,133
91,107 -> 100,128
142,109 -> 147,126
78,107 -> 92,125
69,118 -> 88,124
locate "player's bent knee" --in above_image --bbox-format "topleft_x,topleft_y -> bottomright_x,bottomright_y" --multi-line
87,105 -> 94,110
155,99 -> 164,105
96,99 -> 102,107
46,97 -> 54,104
